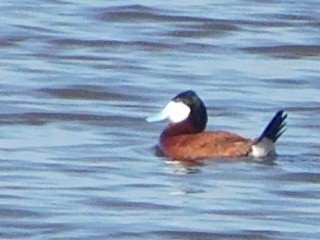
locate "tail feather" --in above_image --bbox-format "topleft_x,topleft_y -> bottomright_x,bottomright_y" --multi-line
257,110 -> 287,143
251,110 -> 287,158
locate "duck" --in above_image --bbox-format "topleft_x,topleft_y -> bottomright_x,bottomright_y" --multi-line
146,90 -> 287,161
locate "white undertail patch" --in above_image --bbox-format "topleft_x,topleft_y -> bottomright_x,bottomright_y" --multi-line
251,138 -> 275,158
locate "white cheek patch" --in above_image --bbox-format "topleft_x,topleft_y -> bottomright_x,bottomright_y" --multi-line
146,101 -> 190,123
166,101 -> 191,123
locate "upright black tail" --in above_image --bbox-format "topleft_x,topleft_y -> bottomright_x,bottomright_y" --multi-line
257,110 -> 287,143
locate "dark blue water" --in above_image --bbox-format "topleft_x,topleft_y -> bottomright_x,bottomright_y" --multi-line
0,0 -> 320,239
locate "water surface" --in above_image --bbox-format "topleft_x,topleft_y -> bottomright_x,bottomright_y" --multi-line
0,0 -> 320,239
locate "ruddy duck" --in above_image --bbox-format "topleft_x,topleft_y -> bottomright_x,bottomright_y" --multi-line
147,90 -> 287,161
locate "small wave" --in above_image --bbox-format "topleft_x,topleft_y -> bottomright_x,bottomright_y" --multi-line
109,229 -> 280,240
240,44 -> 320,58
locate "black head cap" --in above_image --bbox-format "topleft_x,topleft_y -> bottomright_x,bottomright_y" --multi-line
172,90 -> 207,131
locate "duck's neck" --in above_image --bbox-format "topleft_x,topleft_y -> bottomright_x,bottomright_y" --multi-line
161,119 -> 204,138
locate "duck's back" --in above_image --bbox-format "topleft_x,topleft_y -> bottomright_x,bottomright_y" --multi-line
159,131 -> 253,160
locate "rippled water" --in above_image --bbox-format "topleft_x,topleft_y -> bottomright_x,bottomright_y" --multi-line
1,0 -> 320,239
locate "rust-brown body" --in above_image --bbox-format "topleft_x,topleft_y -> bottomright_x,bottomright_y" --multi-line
159,121 -> 253,160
